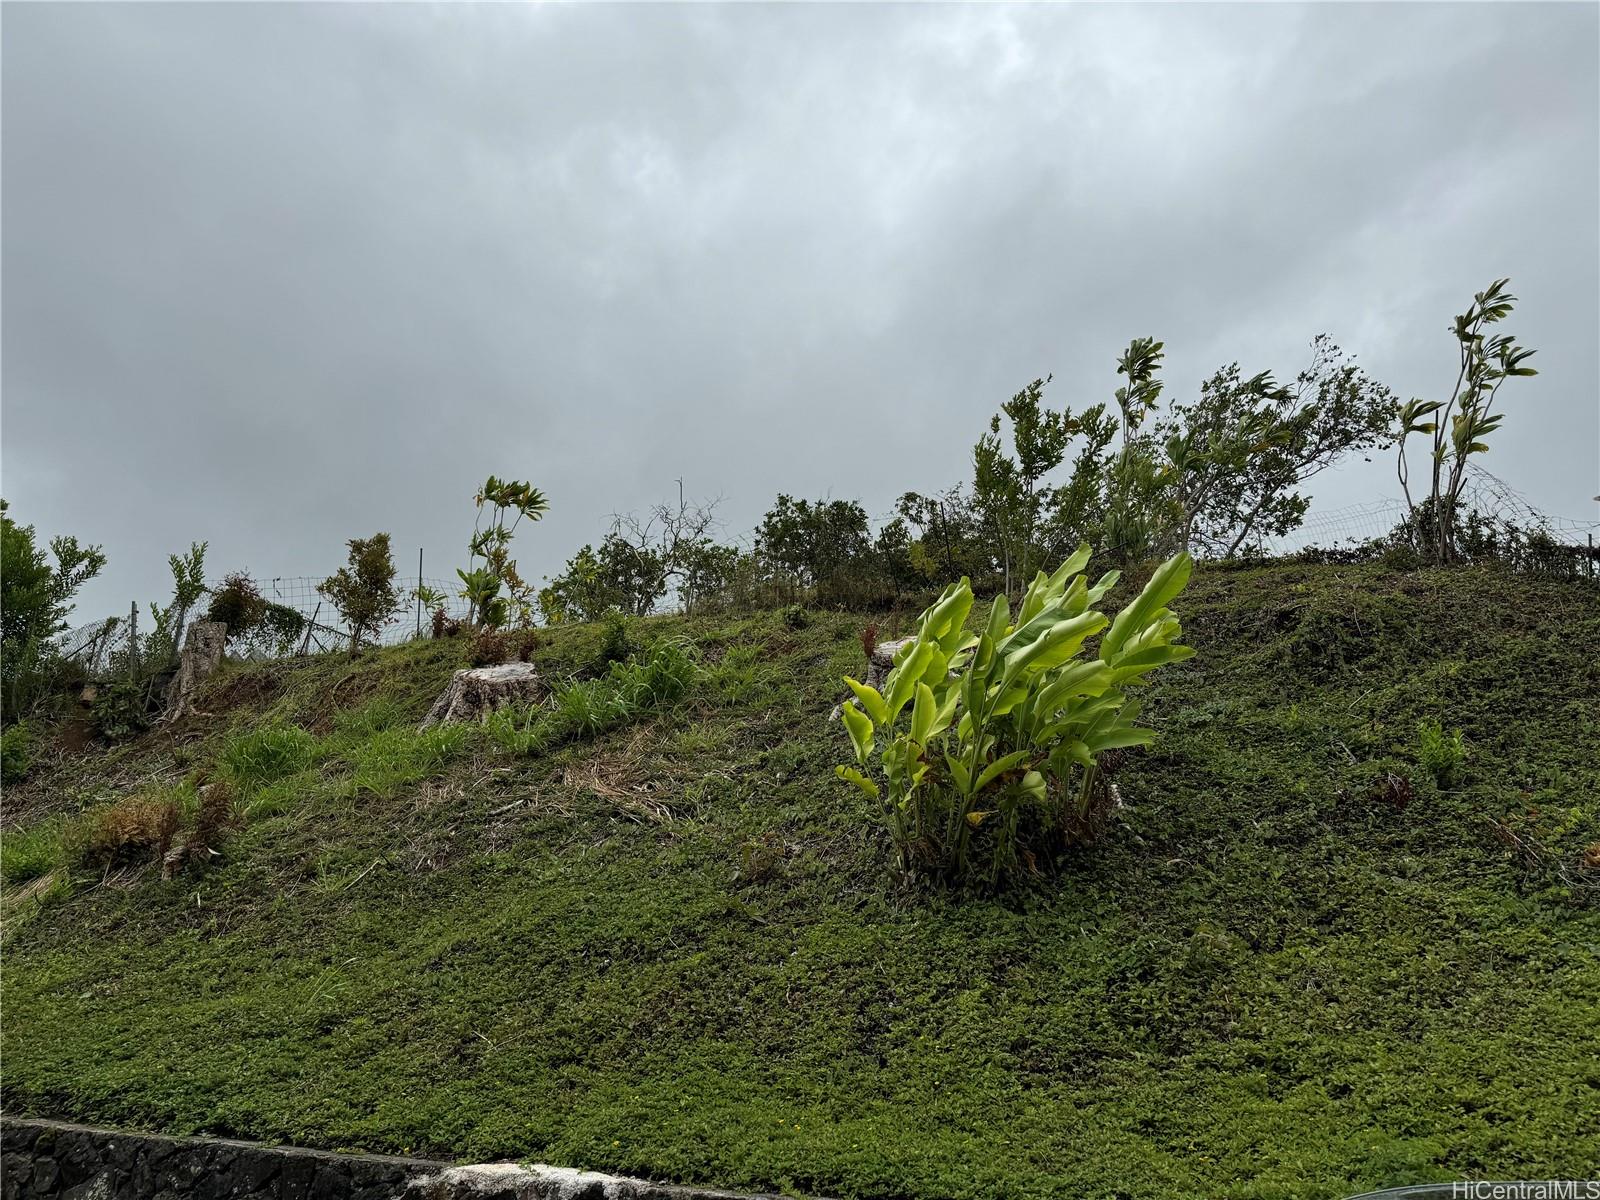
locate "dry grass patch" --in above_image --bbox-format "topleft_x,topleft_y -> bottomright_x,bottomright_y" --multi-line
66,793 -> 180,870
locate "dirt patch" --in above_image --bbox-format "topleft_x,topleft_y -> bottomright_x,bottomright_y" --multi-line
200,666 -> 287,715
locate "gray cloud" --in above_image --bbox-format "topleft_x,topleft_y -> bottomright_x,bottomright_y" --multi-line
4,2 -> 1596,621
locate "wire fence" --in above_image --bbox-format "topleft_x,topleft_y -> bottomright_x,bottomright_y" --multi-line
1258,499 -> 1410,555
1256,471 -> 1600,558
58,577 -> 474,680
55,474 -> 1599,677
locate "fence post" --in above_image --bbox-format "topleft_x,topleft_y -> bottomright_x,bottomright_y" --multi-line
416,548 -> 424,638
88,623 -> 108,679
298,602 -> 321,656
127,602 -> 139,682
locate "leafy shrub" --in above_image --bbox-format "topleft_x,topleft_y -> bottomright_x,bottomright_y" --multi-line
206,573 -> 266,634
205,573 -> 307,653
1,817 -> 64,885
1,722 -> 31,784
347,724 -> 470,798
66,792 -> 181,870
319,533 -> 401,652
2,500 -> 106,722
145,542 -> 208,669
431,606 -> 463,639
461,477 -> 548,628
221,725 -> 322,793
1418,719 -> 1466,788
593,611 -> 634,673
1396,279 -> 1537,564
470,627 -> 537,667
540,536 -> 666,624
91,679 -> 155,742
837,547 -> 1195,887
779,604 -> 809,630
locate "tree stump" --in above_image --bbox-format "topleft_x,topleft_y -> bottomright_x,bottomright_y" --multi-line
161,621 -> 228,722
419,663 -> 542,729
864,637 -> 916,692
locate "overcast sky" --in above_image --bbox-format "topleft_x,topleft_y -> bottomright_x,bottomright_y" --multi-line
4,2 -> 1597,624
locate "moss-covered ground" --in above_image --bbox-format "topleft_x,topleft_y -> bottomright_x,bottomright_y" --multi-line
2,562 -> 1597,1199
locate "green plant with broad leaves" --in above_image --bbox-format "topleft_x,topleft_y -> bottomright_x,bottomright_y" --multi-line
836,546 -> 1195,885
1397,278 -> 1537,564
460,476 -> 548,628
1417,718 -> 1466,788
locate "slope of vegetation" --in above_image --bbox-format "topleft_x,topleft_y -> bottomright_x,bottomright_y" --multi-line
2,562 -> 1597,1200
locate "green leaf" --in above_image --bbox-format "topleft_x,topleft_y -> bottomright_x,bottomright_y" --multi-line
989,683 -> 1031,718
1085,727 -> 1155,754
1086,570 -> 1121,605
944,751 -> 971,794
974,750 -> 1030,792
843,677 -> 888,725
886,641 -> 933,721
1035,662 -> 1114,711
985,593 -> 1011,645
931,689 -> 960,740
1101,551 -> 1193,660
840,701 -> 874,762
835,765 -> 880,800
1004,612 -> 1106,681
924,579 -> 974,651
911,682 -> 936,745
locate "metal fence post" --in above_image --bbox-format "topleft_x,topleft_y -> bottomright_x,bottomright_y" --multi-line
127,602 -> 139,681
298,602 -> 321,657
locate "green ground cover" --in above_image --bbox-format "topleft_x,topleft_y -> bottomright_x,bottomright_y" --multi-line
2,562 -> 1596,1199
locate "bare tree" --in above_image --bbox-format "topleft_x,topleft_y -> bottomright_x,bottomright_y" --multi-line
605,480 -> 726,613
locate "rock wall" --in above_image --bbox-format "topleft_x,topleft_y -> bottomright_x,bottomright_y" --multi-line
0,1116 -> 806,1200
1,1117 -> 436,1200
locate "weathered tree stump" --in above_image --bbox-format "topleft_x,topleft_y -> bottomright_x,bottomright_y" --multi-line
420,663 -> 542,729
161,621 -> 228,722
864,637 -> 916,692
829,637 -> 917,723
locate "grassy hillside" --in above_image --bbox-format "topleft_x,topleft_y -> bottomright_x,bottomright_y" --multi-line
2,562 -> 1597,1200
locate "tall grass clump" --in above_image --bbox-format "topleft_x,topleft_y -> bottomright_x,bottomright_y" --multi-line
1,818 -> 65,885
608,638 -> 695,709
347,724 -> 471,798
837,546 -> 1195,887
331,698 -> 407,740
489,640 -> 696,756
220,725 -> 323,793
240,770 -> 325,821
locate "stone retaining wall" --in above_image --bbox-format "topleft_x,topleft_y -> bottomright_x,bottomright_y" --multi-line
0,1117 -> 804,1200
